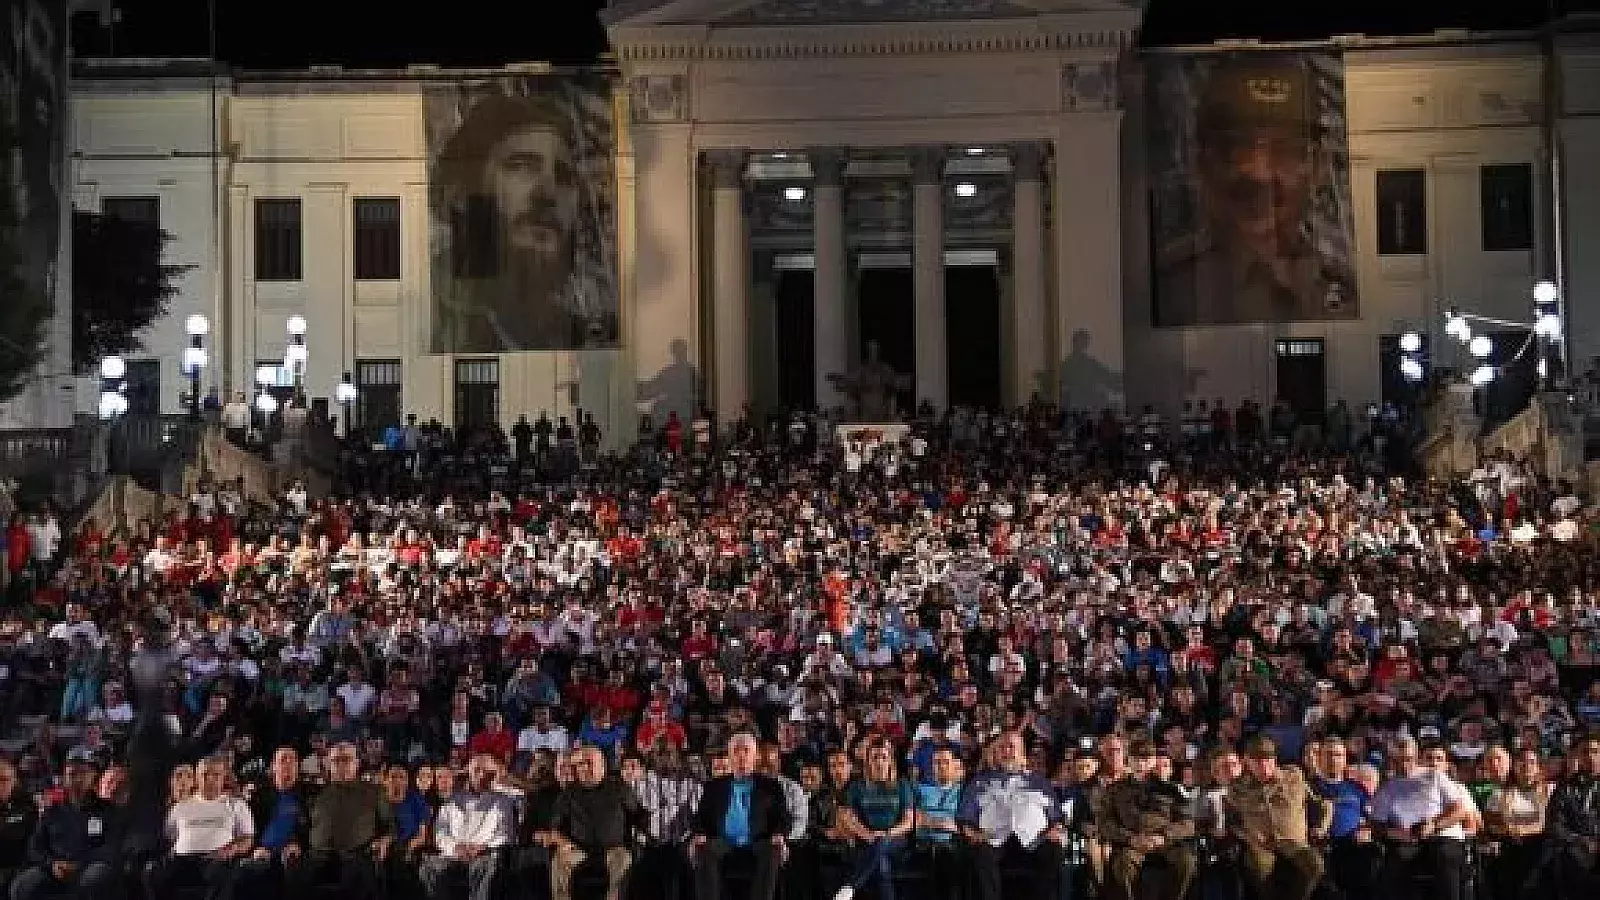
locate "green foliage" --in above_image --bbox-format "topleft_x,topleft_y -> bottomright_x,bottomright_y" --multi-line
0,125 -> 53,405
71,208 -> 189,374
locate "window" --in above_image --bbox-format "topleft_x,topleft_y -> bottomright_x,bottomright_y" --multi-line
451,195 -> 500,278
1376,170 -> 1426,255
255,198 -> 303,281
102,196 -> 161,229
454,358 -> 500,433
355,359 -> 403,438
1481,163 -> 1533,252
1275,340 -> 1324,358
353,198 -> 401,280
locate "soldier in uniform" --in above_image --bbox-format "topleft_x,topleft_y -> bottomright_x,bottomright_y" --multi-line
1154,57 -> 1356,325
1091,740 -> 1197,900
1224,734 -> 1332,900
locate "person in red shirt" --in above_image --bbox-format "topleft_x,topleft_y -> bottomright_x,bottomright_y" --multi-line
6,515 -> 32,596
634,700 -> 687,753
663,410 -> 683,456
467,710 -> 515,765
680,618 -> 719,662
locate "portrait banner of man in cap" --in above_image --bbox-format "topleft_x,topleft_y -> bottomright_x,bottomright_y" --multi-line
426,74 -> 619,353
1147,52 -> 1358,326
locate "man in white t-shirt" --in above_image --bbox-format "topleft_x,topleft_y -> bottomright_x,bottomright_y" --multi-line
147,756 -> 255,899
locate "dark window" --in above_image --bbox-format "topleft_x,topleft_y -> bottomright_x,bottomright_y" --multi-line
125,360 -> 160,416
355,359 -> 403,438
1376,170 -> 1426,255
451,195 -> 500,278
454,358 -> 499,433
353,198 -> 401,280
1481,163 -> 1533,252
1379,334 -> 1427,412
255,198 -> 303,281
102,196 -> 161,229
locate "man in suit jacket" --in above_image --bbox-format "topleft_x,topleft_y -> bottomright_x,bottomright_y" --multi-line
689,732 -> 791,900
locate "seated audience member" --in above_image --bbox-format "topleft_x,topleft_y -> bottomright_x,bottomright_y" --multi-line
146,756 -> 254,900
690,733 -> 791,900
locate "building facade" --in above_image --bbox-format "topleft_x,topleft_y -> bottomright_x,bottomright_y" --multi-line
63,0 -> 1599,447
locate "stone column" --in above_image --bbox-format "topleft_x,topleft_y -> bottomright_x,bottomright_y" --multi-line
811,148 -> 849,412
1011,141 -> 1049,406
1054,114 -> 1125,414
709,150 -> 750,423
912,146 -> 948,410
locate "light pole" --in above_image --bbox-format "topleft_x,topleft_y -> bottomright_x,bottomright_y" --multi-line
336,371 -> 359,439
98,355 -> 130,531
182,314 -> 209,421
1400,280 -> 1567,417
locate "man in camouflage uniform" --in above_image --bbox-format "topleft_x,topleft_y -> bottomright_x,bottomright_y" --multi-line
1154,57 -> 1356,326
1224,734 -> 1332,900
1091,740 -> 1197,900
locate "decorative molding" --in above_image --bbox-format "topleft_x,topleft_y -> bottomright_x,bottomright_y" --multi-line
706,149 -> 748,189
1062,59 -> 1119,111
724,0 -> 1034,25
629,74 -> 689,123
809,148 -> 849,187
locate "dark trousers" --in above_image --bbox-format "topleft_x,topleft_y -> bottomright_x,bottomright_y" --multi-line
1552,842 -> 1600,900
1380,838 -> 1466,900
918,839 -> 969,900
970,837 -> 1068,900
1484,836 -> 1544,900
285,850 -> 382,900
9,862 -> 119,900
632,845 -> 686,900
1326,838 -> 1383,900
691,838 -> 781,900
144,855 -> 239,900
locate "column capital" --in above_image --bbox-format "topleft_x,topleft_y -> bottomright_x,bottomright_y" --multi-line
1011,141 -> 1049,182
909,146 -> 947,185
808,148 -> 849,187
706,150 -> 747,190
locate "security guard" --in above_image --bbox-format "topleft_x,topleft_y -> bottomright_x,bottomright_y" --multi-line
1225,734 -> 1332,900
1153,57 -> 1357,326
1091,739 -> 1197,900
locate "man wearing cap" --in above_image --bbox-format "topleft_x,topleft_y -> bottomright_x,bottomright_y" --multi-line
1091,739 -> 1196,900
1224,734 -> 1330,900
1154,56 -> 1356,326
431,89 -> 615,353
11,754 -> 120,900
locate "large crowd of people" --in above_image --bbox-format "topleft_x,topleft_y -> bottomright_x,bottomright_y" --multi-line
2,397 -> 1599,900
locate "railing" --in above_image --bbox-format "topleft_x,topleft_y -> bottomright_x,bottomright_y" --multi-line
0,428 -> 73,478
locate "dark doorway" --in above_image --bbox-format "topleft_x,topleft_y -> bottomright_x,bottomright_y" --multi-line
1483,330 -> 1538,428
454,358 -> 500,434
1275,338 -> 1326,420
775,270 -> 815,411
858,268 -> 916,414
125,360 -> 160,416
946,265 -> 1002,410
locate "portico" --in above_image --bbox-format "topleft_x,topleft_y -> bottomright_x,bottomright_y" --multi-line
607,0 -> 1141,423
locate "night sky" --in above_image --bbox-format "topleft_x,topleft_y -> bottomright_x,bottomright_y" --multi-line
71,0 -> 1595,67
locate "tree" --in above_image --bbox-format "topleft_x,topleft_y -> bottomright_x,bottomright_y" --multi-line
71,208 -> 188,374
0,128 -> 53,405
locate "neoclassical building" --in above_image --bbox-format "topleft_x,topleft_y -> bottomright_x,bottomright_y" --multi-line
56,0 -> 1600,446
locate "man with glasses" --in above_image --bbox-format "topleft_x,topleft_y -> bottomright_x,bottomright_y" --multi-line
1370,738 -> 1471,900
293,741 -> 393,900
1546,734 -> 1600,898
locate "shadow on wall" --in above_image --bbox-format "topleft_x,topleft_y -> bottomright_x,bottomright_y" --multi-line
1057,328 -> 1123,414
637,338 -> 698,425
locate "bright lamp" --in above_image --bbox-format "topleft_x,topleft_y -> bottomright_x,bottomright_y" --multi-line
182,347 -> 208,372
255,392 -> 279,414
1535,314 -> 1562,340
286,315 -> 308,337
255,365 -> 277,387
1533,281 -> 1559,306
1399,332 -> 1422,354
1399,357 -> 1425,382
1469,335 -> 1493,359
285,344 -> 309,366
100,355 -> 126,381
184,314 -> 209,337
1470,365 -> 1496,387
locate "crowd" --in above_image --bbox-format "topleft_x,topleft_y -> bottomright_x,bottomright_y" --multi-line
0,396 -> 1599,900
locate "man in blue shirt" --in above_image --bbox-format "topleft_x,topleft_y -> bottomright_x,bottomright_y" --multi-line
914,748 -> 967,900
245,748 -> 311,893
1313,740 -> 1380,900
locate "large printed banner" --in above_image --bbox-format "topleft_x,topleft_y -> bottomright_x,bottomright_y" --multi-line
2,0 -> 69,322
1147,52 -> 1358,327
426,75 -> 619,353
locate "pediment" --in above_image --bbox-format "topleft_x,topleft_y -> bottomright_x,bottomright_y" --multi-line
605,0 -> 1141,28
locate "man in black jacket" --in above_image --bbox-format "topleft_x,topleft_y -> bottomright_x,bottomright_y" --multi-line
689,732 -> 791,900
0,760 -> 39,897
1546,733 -> 1600,898
548,746 -> 644,900
11,753 -> 121,900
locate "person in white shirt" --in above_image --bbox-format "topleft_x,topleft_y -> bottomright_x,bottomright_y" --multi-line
147,756 -> 255,900
25,511 -> 60,567
336,665 -> 378,721
517,704 -> 572,760
422,754 -> 518,900
956,732 -> 1069,900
